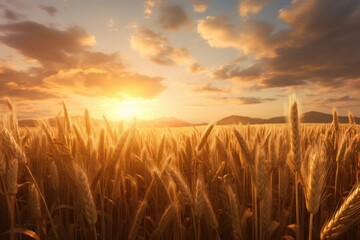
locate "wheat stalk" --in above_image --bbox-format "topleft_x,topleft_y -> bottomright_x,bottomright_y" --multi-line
6,157 -> 18,195
233,128 -> 254,173
84,108 -> 92,137
49,161 -> 59,192
0,128 -> 27,165
151,203 -> 176,239
332,108 -> 339,132
128,200 -> 148,240
195,177 -> 205,218
0,151 -> 5,177
167,166 -> 193,206
75,164 -> 97,226
348,112 -> 355,124
197,123 -> 214,151
204,193 -> 218,229
226,185 -> 242,240
321,183 -> 360,240
28,183 -> 41,220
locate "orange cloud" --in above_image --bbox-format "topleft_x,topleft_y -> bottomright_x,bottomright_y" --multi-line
130,25 -> 205,73
197,16 -> 281,58
144,0 -> 157,18
44,66 -> 165,99
0,21 -> 166,100
191,82 -> 227,93
239,0 -> 274,17
192,0 -> 207,13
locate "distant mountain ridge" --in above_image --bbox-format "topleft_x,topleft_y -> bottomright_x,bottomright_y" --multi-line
18,116 -> 197,128
17,111 -> 358,127
216,111 -> 359,125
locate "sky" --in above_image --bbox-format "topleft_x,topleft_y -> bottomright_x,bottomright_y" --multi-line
0,0 -> 359,123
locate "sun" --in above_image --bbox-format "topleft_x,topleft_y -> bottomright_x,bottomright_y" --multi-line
116,100 -> 137,119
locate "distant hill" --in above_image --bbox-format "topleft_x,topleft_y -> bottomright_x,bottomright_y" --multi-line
17,111 -> 359,128
18,116 -> 195,128
135,117 -> 194,128
216,111 -> 359,125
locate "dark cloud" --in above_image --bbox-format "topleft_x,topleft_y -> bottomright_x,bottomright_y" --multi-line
158,3 -> 191,30
211,63 -> 263,81
261,0 -> 360,88
200,0 -> 360,92
0,21 -> 166,100
323,96 -> 359,103
0,21 -> 98,70
39,5 -> 58,16
2,9 -> 21,20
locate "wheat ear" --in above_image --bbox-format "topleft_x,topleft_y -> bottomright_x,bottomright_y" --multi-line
0,128 -> 27,165
195,177 -> 205,218
197,123 -> 214,151
0,151 -> 5,176
233,128 -> 254,172
29,183 -> 41,220
49,161 -> 59,192
332,108 -> 339,132
289,97 -> 302,240
348,112 -> 355,124
226,185 -> 242,240
321,183 -> 360,240
75,164 -> 97,226
6,157 -> 18,195
167,166 -> 193,206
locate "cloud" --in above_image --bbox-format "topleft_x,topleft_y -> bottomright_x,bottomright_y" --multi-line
260,0 -> 360,89
130,26 -> 193,65
130,25 -> 205,73
0,67 -> 59,100
106,18 -> 118,31
2,9 -> 21,20
39,5 -> 57,16
191,83 -> 227,93
322,96 -> 359,104
44,67 -> 165,99
187,63 -> 207,74
220,96 -> 276,105
144,0 -> 157,18
0,21 -> 166,101
239,0 -> 274,17
197,16 -> 283,58
0,21 -> 98,70
211,63 -> 263,81
201,0 -> 360,93
158,3 -> 191,30
306,95 -> 360,110
191,0 -> 207,13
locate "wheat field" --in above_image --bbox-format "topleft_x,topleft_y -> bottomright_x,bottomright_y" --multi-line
0,99 -> 359,240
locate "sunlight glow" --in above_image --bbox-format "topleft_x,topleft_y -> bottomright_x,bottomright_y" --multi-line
116,100 -> 137,119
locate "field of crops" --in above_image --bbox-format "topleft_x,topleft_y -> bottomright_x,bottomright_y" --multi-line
0,99 -> 359,240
